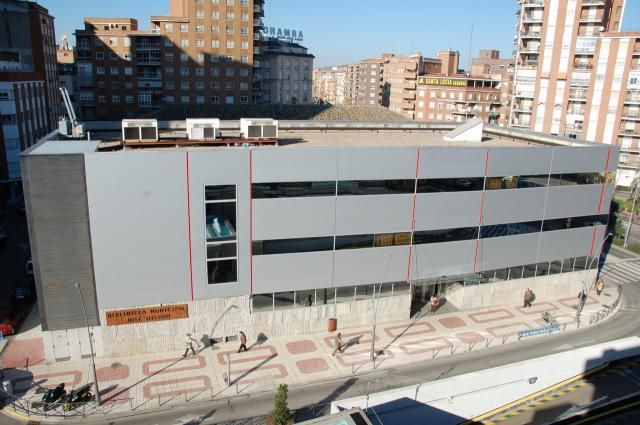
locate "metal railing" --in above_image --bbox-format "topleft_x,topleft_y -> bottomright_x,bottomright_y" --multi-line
590,283 -> 622,325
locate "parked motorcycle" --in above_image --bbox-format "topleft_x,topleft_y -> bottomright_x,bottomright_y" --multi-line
61,391 -> 75,412
42,383 -> 66,411
73,388 -> 92,404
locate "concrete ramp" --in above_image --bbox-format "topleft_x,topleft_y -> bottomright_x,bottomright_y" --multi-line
444,119 -> 484,143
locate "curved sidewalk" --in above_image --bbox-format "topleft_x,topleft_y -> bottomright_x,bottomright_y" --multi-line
0,284 -> 621,421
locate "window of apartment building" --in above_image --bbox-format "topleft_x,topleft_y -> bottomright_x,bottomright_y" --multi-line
223,55 -> 233,62
226,0 -> 234,5
369,93 -> 375,98
166,80 -> 174,89
109,38 -> 117,46
418,101 -> 424,108
212,11 -> 219,19
211,81 -> 220,90
165,23 -> 173,32
165,95 -> 174,103
211,39 -> 220,48
370,78 -> 376,83
0,114 -> 16,125
125,81 -> 134,89
96,52 -> 104,60
437,103 -> 443,109
225,95 -> 234,104
446,103 -> 454,110
417,112 -> 424,119
181,39 -> 189,47
212,96 -> 220,103
98,95 -> 106,103
225,68 -> 234,77
124,37 -> 131,46
211,55 -> 220,62
196,39 -> 204,47
240,96 -> 248,104
226,40 -> 234,49
370,71 -> 376,76
181,67 -> 190,76
449,92 -> 455,99
181,95 -> 190,103
196,82 -> 205,91
95,38 -> 104,46
430,90 -> 436,97
124,67 -> 133,75
226,25 -> 234,34
418,90 -> 425,97
126,95 -> 134,103
196,67 -> 205,76
212,25 -> 220,33
240,27 -> 248,35
110,52 -> 118,60
181,24 -> 189,32
195,0 -> 203,4
96,66 -> 105,75
226,12 -> 235,19
196,25 -> 204,33
0,91 -> 9,101
165,37 -> 173,46
180,53 -> 189,62
240,0 -> 248,5
240,55 -> 248,63
110,67 -> 119,75
181,81 -> 190,90
196,10 -> 204,19
165,53 -> 174,61
212,0 -> 219,3
211,67 -> 220,76
124,53 -> 132,61
241,41 -> 248,49
226,82 -> 235,90
197,53 -> 205,63
112,95 -> 120,103
238,69 -> 248,78
166,66 -> 174,75
241,12 -> 248,21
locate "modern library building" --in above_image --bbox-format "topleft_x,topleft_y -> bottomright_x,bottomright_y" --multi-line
21,120 -> 616,360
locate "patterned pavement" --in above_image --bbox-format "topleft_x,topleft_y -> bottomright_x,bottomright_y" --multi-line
0,284 -> 620,418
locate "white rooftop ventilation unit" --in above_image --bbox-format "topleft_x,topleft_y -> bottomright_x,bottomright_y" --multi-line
444,119 -> 484,143
122,119 -> 158,142
186,118 -> 220,141
240,118 -> 278,140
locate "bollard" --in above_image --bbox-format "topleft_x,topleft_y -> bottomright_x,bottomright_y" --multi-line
226,353 -> 231,387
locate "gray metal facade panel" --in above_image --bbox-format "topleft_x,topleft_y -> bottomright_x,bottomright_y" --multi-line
537,226 -> 603,263
410,240 -> 477,280
252,148 -> 338,182
414,192 -> 483,230
418,147 -> 487,178
334,194 -> 414,235
188,150 -> 251,300
485,147 -> 553,177
608,147 -> 620,172
21,154 -> 99,331
543,185 -> 603,219
252,251 -> 334,293
333,246 -> 409,287
550,147 -> 610,173
253,197 -> 336,240
85,152 -> 191,309
336,147 -> 418,180
477,233 -> 541,271
482,188 -> 547,225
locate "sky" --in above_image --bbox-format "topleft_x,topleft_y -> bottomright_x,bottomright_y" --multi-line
38,0 -> 640,68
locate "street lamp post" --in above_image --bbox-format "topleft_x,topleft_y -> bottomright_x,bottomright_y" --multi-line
624,179 -> 639,248
75,283 -> 101,406
370,254 -> 393,361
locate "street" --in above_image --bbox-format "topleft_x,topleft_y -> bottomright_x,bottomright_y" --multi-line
0,203 -> 30,308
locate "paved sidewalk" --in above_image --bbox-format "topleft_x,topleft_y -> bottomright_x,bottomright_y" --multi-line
0,285 -> 620,420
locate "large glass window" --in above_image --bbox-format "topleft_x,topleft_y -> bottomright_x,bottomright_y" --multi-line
542,214 -> 608,231
485,175 -> 548,190
480,220 -> 542,239
338,180 -> 415,196
413,227 -> 478,244
335,234 -> 375,250
417,177 -> 484,193
252,181 -> 335,199
205,185 -> 237,284
548,172 -> 605,186
252,237 -> 334,255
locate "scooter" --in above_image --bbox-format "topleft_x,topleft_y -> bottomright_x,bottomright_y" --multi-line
61,391 -> 75,412
42,383 -> 66,411
73,388 -> 92,404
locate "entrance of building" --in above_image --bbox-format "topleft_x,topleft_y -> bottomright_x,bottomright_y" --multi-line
410,274 -> 477,317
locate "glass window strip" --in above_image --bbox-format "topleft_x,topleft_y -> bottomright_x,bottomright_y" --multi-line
338,180 -> 415,196
252,181 -> 336,199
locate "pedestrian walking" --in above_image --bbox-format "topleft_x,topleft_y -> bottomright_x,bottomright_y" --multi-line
238,331 -> 248,353
332,332 -> 344,356
523,288 -> 533,308
430,295 -> 439,313
578,289 -> 587,305
182,333 -> 197,357
596,278 -> 605,296
306,293 -> 313,307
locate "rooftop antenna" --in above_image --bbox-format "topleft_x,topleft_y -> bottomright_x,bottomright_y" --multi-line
467,23 -> 474,73
60,33 -> 69,50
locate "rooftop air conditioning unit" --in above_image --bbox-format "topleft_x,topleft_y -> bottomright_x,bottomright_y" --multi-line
122,119 -> 158,142
240,118 -> 278,140
186,118 -> 220,141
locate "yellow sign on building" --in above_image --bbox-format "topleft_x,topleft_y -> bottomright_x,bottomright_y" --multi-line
418,77 -> 467,87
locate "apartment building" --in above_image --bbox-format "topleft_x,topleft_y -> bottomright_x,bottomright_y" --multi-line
357,57 -> 388,106
511,0 -> 640,186
414,75 -> 502,123
384,54 -> 423,119
74,0 -> 265,120
0,0 -> 60,188
471,50 -> 515,127
312,66 -> 345,104
259,38 -> 314,104
343,63 -> 359,106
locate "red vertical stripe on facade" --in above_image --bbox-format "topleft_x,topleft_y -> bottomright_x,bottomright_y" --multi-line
186,152 -> 195,301
590,146 -> 613,256
407,149 -> 420,281
473,150 -> 490,273
249,150 -> 254,294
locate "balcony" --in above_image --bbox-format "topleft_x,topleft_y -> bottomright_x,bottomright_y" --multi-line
626,91 -> 640,104
515,91 -> 535,98
511,120 -> 531,128
489,112 -> 500,119
519,60 -> 539,68
568,89 -> 588,100
521,31 -> 541,39
579,16 -> 603,23
567,109 -> 585,115
400,101 -> 413,109
253,18 -> 264,28
137,72 -> 162,80
565,124 -> 583,133
136,43 -> 161,51
253,47 -> 260,55
513,104 -> 533,113
519,45 -> 540,54
582,0 -> 605,5
573,62 -> 593,71
402,91 -> 416,100
522,15 -> 544,23
622,114 -> 640,121
253,4 -> 264,16
523,0 -> 544,7
79,99 -> 95,106
620,129 -> 640,137
138,101 -> 163,109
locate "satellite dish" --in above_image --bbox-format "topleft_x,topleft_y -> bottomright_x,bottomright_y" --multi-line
60,34 -> 68,42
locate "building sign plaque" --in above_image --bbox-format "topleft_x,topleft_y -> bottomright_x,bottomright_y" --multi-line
418,76 -> 467,87
259,27 -> 304,42
106,304 -> 188,326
